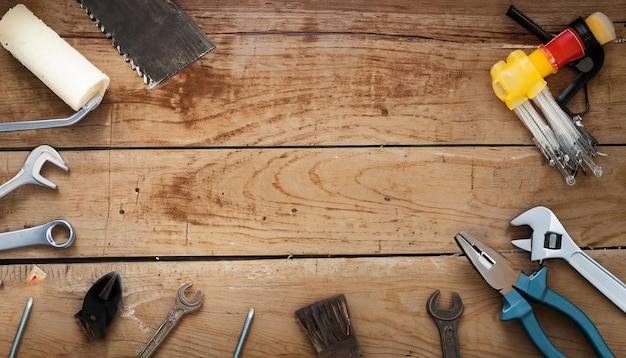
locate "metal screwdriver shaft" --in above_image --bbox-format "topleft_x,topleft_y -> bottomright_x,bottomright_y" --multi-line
9,297 -> 34,358
234,308 -> 255,358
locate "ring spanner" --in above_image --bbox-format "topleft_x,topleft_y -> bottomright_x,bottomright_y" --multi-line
0,220 -> 75,252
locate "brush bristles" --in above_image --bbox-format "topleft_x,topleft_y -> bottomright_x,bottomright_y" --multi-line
295,294 -> 356,354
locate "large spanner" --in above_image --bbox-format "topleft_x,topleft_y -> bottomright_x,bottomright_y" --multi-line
138,283 -> 203,358
0,145 -> 68,200
426,289 -> 463,358
511,206 -> 626,313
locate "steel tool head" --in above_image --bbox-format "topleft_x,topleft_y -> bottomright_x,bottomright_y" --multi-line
23,145 -> 69,189
176,282 -> 203,312
510,206 -> 574,262
426,289 -> 463,321
78,0 -> 215,89
455,232 -> 518,296
75,271 -> 122,341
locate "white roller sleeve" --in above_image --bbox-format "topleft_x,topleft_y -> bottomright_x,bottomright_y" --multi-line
0,4 -> 109,111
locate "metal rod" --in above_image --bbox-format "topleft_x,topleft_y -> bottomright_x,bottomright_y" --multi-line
9,297 -> 34,358
506,5 -> 554,44
233,308 -> 255,358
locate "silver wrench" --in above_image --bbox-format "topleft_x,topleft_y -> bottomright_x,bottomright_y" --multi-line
511,206 -> 626,313
0,145 -> 68,199
0,219 -> 75,252
138,283 -> 203,358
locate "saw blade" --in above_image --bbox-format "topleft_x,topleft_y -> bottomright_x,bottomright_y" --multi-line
78,0 -> 215,89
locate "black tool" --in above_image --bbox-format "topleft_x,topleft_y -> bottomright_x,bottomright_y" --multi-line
75,271 -> 122,341
426,290 -> 463,358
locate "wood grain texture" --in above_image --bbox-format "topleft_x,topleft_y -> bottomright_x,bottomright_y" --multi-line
0,256 -> 625,357
0,2 -> 624,148
0,147 -> 623,259
0,0 -> 624,356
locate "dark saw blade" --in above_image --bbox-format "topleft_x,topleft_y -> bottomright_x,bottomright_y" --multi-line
78,0 -> 215,89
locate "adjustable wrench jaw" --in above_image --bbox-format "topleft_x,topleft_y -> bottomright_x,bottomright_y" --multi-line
510,206 -> 579,263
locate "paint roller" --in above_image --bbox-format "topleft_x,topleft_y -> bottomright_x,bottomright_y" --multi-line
0,4 -> 109,132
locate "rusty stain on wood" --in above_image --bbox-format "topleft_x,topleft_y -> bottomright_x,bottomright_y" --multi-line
0,0 -> 624,356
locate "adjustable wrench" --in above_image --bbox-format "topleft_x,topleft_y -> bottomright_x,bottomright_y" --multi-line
426,289 -> 463,358
511,206 -> 626,313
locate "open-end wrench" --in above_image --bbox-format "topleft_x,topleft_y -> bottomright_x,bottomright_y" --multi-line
511,206 -> 626,313
426,289 -> 463,358
0,145 -> 68,199
138,283 -> 203,358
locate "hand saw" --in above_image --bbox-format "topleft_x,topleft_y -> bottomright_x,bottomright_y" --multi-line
78,0 -> 215,89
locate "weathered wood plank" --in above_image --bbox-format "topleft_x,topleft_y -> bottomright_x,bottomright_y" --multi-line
0,1 -> 624,149
0,2 -> 624,357
0,147 -> 623,259
0,35 -> 624,148
5,0 -> 626,43
0,256 -> 624,357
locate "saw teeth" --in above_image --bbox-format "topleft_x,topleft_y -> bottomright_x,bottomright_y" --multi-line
79,0 -> 142,81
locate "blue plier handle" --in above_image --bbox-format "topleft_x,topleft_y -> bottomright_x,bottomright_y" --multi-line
500,267 -> 614,358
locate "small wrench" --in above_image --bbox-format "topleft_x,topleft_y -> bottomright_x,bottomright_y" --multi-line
0,220 -> 75,252
0,145 -> 68,200
138,283 -> 203,358
426,289 -> 463,358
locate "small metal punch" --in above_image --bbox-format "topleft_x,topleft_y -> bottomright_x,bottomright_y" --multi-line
234,307 -> 255,358
138,282 -> 203,358
9,297 -> 34,358
0,145 -> 68,200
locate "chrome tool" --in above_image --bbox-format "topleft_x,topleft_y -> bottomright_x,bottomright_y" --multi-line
234,307 -> 255,358
138,282 -> 203,358
426,289 -> 463,358
0,145 -> 68,200
455,231 -> 614,357
0,220 -> 75,252
0,94 -> 102,132
511,206 -> 626,313
9,297 -> 33,358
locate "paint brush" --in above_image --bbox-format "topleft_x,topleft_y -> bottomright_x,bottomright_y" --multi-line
295,294 -> 361,358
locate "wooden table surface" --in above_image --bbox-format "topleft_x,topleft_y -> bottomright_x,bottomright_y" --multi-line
0,1 -> 625,357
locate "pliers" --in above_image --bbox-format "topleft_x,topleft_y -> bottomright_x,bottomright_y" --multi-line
455,232 -> 614,358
